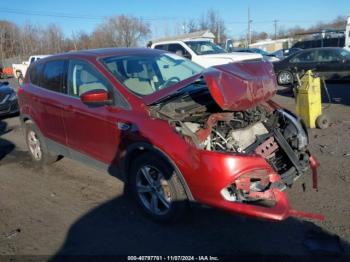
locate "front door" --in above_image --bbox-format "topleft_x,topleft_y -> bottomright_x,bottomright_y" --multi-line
62,59 -> 120,165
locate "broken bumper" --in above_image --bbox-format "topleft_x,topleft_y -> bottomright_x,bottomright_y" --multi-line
187,150 -> 324,221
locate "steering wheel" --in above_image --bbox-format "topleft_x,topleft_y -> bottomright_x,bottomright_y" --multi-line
159,76 -> 181,89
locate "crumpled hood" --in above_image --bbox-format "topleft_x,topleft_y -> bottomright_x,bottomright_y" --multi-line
202,52 -> 262,62
145,60 -> 277,111
203,60 -> 277,110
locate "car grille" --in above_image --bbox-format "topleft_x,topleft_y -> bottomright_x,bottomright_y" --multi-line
0,103 -> 10,114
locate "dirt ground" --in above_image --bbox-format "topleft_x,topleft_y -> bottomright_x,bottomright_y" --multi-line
0,78 -> 350,259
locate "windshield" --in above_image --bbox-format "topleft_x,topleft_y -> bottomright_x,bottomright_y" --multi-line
102,53 -> 203,96
253,48 -> 269,56
184,41 -> 227,55
339,49 -> 350,59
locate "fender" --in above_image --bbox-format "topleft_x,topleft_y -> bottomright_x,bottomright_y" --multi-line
19,106 -> 44,135
122,142 -> 195,201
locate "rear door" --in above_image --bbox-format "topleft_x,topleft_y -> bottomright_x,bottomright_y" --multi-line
29,59 -> 67,145
62,59 -> 121,164
288,50 -> 317,72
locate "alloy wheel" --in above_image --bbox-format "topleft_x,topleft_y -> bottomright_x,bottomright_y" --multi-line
136,165 -> 172,216
278,71 -> 293,84
27,130 -> 42,161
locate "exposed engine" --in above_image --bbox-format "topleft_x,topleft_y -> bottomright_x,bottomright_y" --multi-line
147,62 -> 323,220
167,105 -> 310,187
150,83 -> 311,188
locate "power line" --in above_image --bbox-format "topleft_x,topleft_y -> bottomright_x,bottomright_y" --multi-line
0,8 -> 106,20
0,8 -> 183,22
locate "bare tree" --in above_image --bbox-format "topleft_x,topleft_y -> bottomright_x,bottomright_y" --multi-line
199,9 -> 227,43
0,20 -> 21,60
92,15 -> 150,47
185,19 -> 198,33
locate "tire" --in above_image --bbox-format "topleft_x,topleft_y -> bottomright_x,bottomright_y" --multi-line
25,122 -> 59,166
316,115 -> 330,129
15,71 -> 22,78
18,76 -> 24,86
278,70 -> 293,85
129,153 -> 188,222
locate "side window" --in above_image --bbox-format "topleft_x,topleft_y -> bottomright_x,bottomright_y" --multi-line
315,50 -> 341,62
29,63 -> 44,86
30,57 -> 36,64
290,51 -> 316,63
68,60 -> 109,97
154,44 -> 168,51
41,60 -> 65,93
167,44 -> 191,58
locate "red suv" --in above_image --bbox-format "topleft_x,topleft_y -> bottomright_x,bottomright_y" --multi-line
18,48 -> 322,222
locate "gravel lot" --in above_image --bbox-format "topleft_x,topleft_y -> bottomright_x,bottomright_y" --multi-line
1,78 -> 350,258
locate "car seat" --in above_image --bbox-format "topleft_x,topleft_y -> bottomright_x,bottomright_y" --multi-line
123,60 -> 155,95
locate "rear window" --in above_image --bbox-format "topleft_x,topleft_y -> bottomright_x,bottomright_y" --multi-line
29,63 -> 44,86
41,60 -> 65,93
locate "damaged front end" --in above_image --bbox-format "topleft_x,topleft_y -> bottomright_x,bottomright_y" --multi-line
148,61 -> 323,221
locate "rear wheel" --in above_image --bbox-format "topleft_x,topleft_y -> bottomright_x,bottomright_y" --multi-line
129,153 -> 188,222
25,122 -> 59,166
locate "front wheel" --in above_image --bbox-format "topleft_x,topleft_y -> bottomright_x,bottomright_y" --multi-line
129,153 -> 188,222
15,71 -> 22,78
18,76 -> 24,86
277,70 -> 294,85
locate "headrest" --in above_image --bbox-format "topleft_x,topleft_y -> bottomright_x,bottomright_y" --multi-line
126,60 -> 143,75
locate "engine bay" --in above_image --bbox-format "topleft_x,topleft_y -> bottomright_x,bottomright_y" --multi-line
150,83 -> 311,188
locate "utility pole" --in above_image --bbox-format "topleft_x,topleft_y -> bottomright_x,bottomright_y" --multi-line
217,23 -> 221,44
247,7 -> 252,47
273,19 -> 278,40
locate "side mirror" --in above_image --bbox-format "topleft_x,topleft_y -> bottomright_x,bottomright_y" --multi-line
80,89 -> 111,105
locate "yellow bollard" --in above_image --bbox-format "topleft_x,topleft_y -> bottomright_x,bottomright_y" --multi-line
295,70 -> 322,129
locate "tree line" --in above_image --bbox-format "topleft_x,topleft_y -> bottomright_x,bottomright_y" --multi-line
0,15 -> 151,63
0,11 -> 347,63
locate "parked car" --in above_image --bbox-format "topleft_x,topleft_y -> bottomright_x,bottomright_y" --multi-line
0,64 -> 13,79
151,40 -> 262,68
12,55 -> 48,85
230,48 -> 280,62
18,48 -> 322,222
270,48 -> 302,60
0,81 -> 19,117
1,67 -> 14,78
273,47 -> 350,85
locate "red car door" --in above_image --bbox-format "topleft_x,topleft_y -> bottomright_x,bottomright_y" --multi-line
29,59 -> 67,145
62,59 -> 121,165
